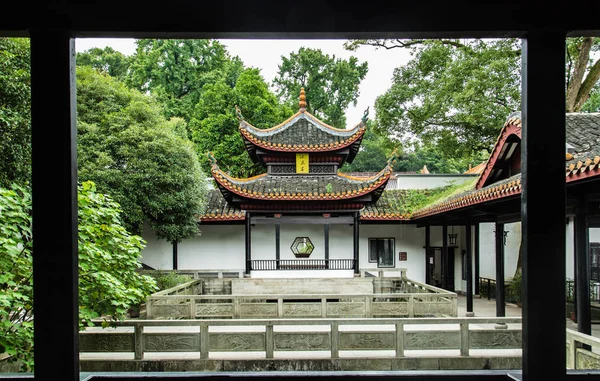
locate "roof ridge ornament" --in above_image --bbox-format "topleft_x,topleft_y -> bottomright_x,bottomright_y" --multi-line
299,87 -> 307,112
362,106 -> 369,124
207,151 -> 218,168
235,105 -> 244,121
387,148 -> 399,167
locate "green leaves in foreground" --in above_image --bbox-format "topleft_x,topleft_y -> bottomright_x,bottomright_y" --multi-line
0,181 -> 158,371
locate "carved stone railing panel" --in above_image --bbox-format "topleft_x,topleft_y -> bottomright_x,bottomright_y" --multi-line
413,301 -> 453,316
144,334 -> 199,352
239,303 -> 278,318
339,332 -> 395,350
404,330 -> 459,349
195,303 -> 234,318
79,333 -> 133,352
326,302 -> 365,317
151,304 -> 191,318
576,348 -> 600,369
209,333 -> 265,351
274,333 -> 330,351
470,330 -> 522,349
283,303 -> 322,317
371,302 -> 409,316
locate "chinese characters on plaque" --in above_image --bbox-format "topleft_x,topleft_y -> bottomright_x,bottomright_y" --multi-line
296,153 -> 309,174
399,252 -> 407,261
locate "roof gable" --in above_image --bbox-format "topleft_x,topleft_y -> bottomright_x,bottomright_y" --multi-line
475,112 -> 522,189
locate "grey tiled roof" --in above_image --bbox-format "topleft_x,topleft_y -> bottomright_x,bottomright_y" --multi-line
239,111 -> 366,153
200,189 -> 245,221
211,167 -> 392,202
566,113 -> 600,161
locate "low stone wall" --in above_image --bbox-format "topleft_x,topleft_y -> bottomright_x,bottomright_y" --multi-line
567,328 -> 600,369
80,316 -> 522,372
232,277 -> 374,295
146,277 -> 457,319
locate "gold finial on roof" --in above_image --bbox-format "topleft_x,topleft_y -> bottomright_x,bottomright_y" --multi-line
299,87 -> 307,111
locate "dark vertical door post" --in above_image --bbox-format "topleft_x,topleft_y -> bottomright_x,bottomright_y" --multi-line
495,222 -> 506,317
521,31 -> 566,381
31,29 -> 79,381
324,223 -> 330,269
425,224 -> 431,284
353,212 -> 359,274
475,223 -> 480,295
575,196 -> 591,335
442,224 -> 448,289
275,223 -> 281,269
172,241 -> 178,270
245,213 -> 252,275
466,223 -> 473,315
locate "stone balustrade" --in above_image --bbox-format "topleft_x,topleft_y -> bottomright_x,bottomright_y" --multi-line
80,316 -> 522,362
146,277 -> 457,319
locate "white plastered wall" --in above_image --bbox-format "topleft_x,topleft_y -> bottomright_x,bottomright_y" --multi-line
478,222 -> 521,282
359,224 -> 426,282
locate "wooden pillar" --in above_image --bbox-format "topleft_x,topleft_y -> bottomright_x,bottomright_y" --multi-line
442,224 -> 448,289
324,223 -> 330,269
575,196 -> 591,335
245,213 -> 252,275
172,241 -> 178,270
31,29 -> 79,381
425,224 -> 431,284
275,223 -> 280,270
521,31 -> 566,381
495,222 -> 506,317
475,223 -> 480,295
466,223 -> 474,316
353,212 -> 359,275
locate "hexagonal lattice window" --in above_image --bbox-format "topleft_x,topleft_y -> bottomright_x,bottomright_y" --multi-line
290,237 -> 314,258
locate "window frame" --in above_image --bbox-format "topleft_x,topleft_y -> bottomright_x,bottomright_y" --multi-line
368,237 -> 395,268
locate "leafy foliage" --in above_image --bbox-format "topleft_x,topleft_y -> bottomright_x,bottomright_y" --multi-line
0,184 -> 33,371
151,272 -> 194,292
273,47 -> 368,128
341,123 -> 399,172
346,38 -> 600,162
350,39 -> 521,159
0,38 -> 31,188
78,181 -> 158,327
0,181 -> 157,370
76,66 -> 208,242
189,68 -> 293,177
126,39 -> 234,122
76,46 -> 132,80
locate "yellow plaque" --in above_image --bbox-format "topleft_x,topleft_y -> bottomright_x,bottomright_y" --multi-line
296,153 -> 309,174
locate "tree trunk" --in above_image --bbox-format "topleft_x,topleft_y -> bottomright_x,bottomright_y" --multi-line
566,37 -> 593,112
574,58 -> 600,112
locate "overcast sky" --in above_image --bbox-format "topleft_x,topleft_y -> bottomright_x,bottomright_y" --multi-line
75,38 -> 412,129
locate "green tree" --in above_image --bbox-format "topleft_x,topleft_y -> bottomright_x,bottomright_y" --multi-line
77,66 -> 208,242
566,37 -> 600,112
76,46 -> 132,80
273,47 -> 368,128
126,39 -> 235,122
346,39 -> 521,158
346,38 -> 600,159
0,181 -> 157,371
190,68 -> 293,177
0,38 -> 31,187
393,143 -> 481,174
77,181 -> 157,327
341,124 -> 399,172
